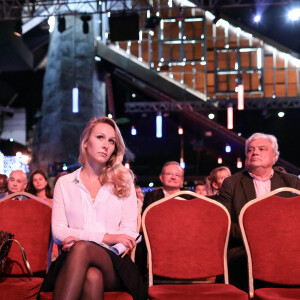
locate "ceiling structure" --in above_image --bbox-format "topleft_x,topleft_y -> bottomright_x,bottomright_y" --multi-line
1,0 -> 300,183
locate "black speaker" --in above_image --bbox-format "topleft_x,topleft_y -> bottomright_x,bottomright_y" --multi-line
109,12 -> 139,42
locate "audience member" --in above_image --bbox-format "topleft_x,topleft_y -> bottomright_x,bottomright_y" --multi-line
135,185 -> 144,213
26,169 -> 52,202
137,161 -> 192,280
39,116 -> 145,300
208,166 -> 231,196
0,170 -> 27,199
194,181 -> 207,196
0,174 -> 8,194
142,161 -> 186,212
218,132 -> 300,291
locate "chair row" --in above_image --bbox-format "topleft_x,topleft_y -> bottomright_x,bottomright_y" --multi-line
141,188 -> 300,300
1,188 -> 300,299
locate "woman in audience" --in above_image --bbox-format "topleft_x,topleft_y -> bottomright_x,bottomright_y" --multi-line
0,174 -> 8,194
40,116 -> 145,300
26,169 -> 52,201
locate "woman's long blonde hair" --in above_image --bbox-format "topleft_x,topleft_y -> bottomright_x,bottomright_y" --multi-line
78,116 -> 133,198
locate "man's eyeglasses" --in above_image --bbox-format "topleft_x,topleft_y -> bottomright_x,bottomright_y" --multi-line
162,172 -> 183,178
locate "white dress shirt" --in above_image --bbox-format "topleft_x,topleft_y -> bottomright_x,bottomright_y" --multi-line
52,168 -> 138,255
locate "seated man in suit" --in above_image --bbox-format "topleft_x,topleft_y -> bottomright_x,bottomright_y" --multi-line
218,132 -> 300,291
0,170 -> 28,199
137,161 -> 187,278
142,161 -> 185,212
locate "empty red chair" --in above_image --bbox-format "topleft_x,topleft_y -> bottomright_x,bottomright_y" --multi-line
239,187 -> 300,299
142,191 -> 248,300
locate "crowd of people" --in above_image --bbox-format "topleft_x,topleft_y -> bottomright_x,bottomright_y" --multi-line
1,117 -> 300,299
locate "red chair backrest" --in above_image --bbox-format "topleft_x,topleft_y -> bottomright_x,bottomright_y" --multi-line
144,195 -> 230,279
241,194 -> 300,285
0,198 -> 52,274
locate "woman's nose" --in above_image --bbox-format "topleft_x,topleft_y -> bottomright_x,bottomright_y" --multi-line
102,140 -> 108,149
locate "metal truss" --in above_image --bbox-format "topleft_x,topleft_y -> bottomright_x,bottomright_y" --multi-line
0,0 -> 296,20
0,0 -> 155,20
125,97 -> 300,113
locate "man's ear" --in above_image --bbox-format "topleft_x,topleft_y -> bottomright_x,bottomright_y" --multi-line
159,174 -> 163,183
273,152 -> 277,164
212,181 -> 218,190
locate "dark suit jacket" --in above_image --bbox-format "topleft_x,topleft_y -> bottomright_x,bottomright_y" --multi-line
142,187 -> 194,214
218,170 -> 300,248
142,188 -> 164,214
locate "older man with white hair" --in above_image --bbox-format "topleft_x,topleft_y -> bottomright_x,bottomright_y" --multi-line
218,132 -> 300,291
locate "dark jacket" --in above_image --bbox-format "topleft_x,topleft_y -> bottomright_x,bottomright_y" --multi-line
218,170 -> 300,248
142,187 -> 194,214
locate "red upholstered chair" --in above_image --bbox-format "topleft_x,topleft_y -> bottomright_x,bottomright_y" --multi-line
239,187 -> 300,299
142,191 -> 248,300
0,193 -> 52,300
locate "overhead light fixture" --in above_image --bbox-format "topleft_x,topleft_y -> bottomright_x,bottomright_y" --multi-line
253,14 -> 261,23
131,126 -> 137,135
81,14 -> 91,34
156,112 -> 162,138
145,16 -> 160,29
14,20 -> 22,37
217,157 -> 223,164
180,157 -> 185,169
48,16 -> 55,33
72,86 -> 79,113
225,144 -> 231,153
237,158 -> 242,169
227,104 -> 233,129
58,16 -> 66,33
237,84 -> 244,110
288,8 -> 300,21
178,126 -> 183,135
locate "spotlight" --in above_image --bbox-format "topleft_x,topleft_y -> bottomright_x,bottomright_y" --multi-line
253,14 -> 261,23
81,15 -> 91,34
14,20 -> 22,37
131,126 -> 137,136
58,16 -> 66,33
288,8 -> 300,21
225,144 -> 231,153
278,111 -> 285,118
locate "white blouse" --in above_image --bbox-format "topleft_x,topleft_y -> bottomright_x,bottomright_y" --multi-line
52,168 -> 139,254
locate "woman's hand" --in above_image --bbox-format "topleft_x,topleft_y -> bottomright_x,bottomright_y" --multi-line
62,236 -> 80,252
103,233 -> 136,249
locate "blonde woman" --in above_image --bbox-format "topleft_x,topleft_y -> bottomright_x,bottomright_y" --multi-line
40,117 -> 144,300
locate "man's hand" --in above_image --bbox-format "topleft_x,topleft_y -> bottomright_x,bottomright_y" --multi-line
62,236 -> 80,252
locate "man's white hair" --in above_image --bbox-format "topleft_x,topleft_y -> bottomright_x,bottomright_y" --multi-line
245,133 -> 279,162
